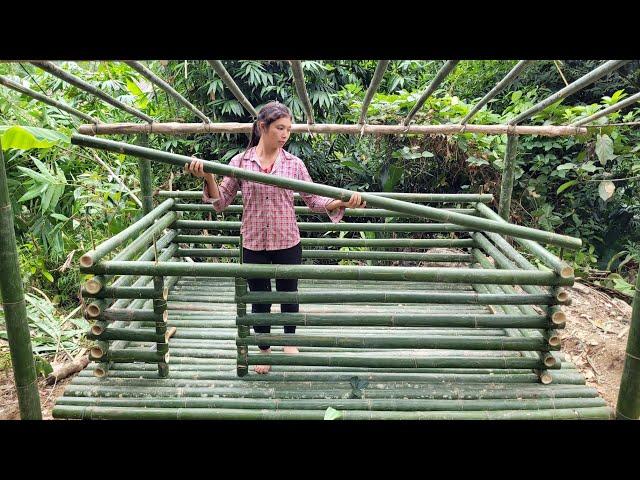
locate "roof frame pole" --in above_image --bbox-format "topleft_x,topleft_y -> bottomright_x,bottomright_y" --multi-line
498,134 -> 519,221
0,142 -> 43,420
124,61 -> 211,123
136,133 -> 154,215
616,273 -> 640,419
571,91 -> 640,127
289,60 -> 315,124
508,60 -> 631,125
359,60 -> 390,124
30,61 -> 154,123
0,75 -> 100,124
206,60 -> 258,117
402,60 -> 460,126
461,60 -> 533,125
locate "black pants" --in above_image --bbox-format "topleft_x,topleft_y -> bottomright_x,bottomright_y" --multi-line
242,242 -> 302,350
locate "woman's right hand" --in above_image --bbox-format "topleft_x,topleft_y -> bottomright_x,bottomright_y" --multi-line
185,158 -> 214,180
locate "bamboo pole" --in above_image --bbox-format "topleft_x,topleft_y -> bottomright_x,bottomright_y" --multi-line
289,60 -> 314,124
0,75 -> 99,123
76,122 -> 588,137
403,60 -> 460,125
461,60 -> 533,125
0,142 -> 42,420
29,61 -> 154,123
616,272 -> 640,419
508,60 -> 631,125
83,261 -> 573,286
158,190 -> 495,203
572,91 -> 640,127
124,61 -> 211,123
359,60 -> 390,124
79,198 -> 175,268
136,134 -> 154,215
498,134 -> 519,220
70,134 -> 582,249
206,60 -> 257,117
153,274 -> 169,378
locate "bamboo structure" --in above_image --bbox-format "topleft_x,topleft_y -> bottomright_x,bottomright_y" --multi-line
136,134 -> 154,215
0,142 -> 42,419
571,91 -> 640,127
77,121 -> 587,137
403,60 -> 460,126
207,60 -> 258,117
359,60 -> 390,124
498,134 -> 519,220
616,272 -> 640,419
289,61 -> 314,124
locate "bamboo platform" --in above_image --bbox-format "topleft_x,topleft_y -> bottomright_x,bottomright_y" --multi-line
53,277 -> 612,420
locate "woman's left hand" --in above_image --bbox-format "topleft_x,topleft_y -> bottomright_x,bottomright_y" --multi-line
343,192 -> 366,209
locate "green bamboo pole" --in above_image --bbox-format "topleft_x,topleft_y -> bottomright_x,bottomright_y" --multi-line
476,203 -> 575,277
359,60 -> 391,124
175,219 -> 476,233
95,309 -> 164,322
616,272 -> 640,419
136,134 -> 154,215
237,290 -> 556,305
159,190 -> 495,203
91,349 -> 168,363
83,261 -> 573,286
498,134 -> 519,221
176,248 -> 473,263
69,134 -> 582,249
79,198 -> 175,268
403,60 -> 460,126
572,91 -> 640,127
174,235 -> 475,248
153,273 -> 169,377
207,60 -> 258,117
238,312 -> 550,328
289,60 -> 314,124
0,75 -> 99,123
236,236 -> 249,377
0,142 -> 42,420
83,286 -> 158,299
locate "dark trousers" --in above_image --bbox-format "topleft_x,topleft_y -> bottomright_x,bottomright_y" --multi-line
242,242 -> 302,350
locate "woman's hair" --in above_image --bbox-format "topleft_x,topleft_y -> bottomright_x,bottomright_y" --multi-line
247,101 -> 293,149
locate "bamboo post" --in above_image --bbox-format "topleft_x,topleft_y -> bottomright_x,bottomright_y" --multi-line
403,60 -> 460,126
206,60 -> 258,117
289,61 -> 314,124
498,134 -> 519,221
0,141 -> 42,419
359,60 -> 390,124
235,234 -> 249,377
153,273 -> 169,378
30,61 -> 154,123
70,134 -> 583,249
136,134 -> 154,215
616,272 -> 640,419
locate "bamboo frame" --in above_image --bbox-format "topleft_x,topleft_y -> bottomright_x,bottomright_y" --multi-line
289,60 -> 314,124
29,61 -> 154,123
498,133 -> 519,220
403,60 -> 460,126
207,60 -> 258,117
359,60 -> 390,124
124,61 -> 211,123
0,75 -> 99,123
136,134 -> 154,215
571,91 -> 640,127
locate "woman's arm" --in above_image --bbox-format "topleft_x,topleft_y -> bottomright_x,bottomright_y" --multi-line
185,157 -> 240,212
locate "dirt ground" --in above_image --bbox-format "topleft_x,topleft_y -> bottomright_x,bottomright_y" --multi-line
0,281 -> 634,419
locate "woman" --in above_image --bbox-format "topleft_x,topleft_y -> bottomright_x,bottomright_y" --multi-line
186,101 -> 365,374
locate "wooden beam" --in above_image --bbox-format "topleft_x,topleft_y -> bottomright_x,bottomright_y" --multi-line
461,60 -> 533,124
30,61 -> 154,123
508,60 -> 631,125
359,60 -> 390,124
206,60 -> 257,117
77,121 -> 587,137
571,91 -> 640,127
403,60 -> 459,126
0,75 -> 99,124
289,60 -> 314,124
124,61 -> 211,123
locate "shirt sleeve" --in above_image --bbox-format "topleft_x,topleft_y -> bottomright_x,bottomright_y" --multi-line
296,159 -> 344,223
202,154 -> 241,212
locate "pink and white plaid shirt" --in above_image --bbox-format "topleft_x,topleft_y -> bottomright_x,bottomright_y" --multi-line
203,147 -> 344,251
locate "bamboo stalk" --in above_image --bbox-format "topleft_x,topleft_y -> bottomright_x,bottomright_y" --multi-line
136,134 -> 154,215
572,91 -> 640,127
206,60 -> 257,117
359,60 -> 391,124
77,122 -> 588,137
83,261 -> 573,286
289,60 -> 314,124
124,61 -> 211,123
87,328 -> 164,343
498,134 -> 519,220
79,199 -> 175,268
0,142 -> 42,420
616,272 -> 640,419
0,75 -> 99,123
83,286 -> 159,299
30,61 -> 154,123
403,60 -> 460,125
92,349 -> 168,363
70,134 -> 582,249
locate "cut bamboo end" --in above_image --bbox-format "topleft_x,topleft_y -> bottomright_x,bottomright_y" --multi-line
551,310 -> 567,325
162,287 -> 169,300
80,254 -> 94,268
556,289 -> 570,303
163,310 -> 169,323
90,345 -> 106,359
560,266 -> 574,279
86,303 -> 102,318
93,366 -> 108,378
546,334 -> 561,348
539,371 -> 553,385
543,353 -> 557,368
85,278 -> 103,294
90,323 -> 105,336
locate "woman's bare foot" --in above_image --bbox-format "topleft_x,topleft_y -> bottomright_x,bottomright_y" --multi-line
283,346 -> 299,354
254,348 -> 271,374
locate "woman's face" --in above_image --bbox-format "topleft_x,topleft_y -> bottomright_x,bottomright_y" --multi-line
261,116 -> 292,148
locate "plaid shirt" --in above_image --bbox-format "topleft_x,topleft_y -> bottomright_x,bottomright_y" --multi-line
203,147 -> 344,251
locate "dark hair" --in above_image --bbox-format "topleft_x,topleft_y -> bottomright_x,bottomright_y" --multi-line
247,101 -> 293,149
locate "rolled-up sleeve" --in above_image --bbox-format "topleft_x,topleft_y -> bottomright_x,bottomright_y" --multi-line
297,160 -> 344,223
202,154 -> 241,212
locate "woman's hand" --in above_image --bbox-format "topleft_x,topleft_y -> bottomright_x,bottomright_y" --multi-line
342,192 -> 366,209
184,158 -> 215,181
